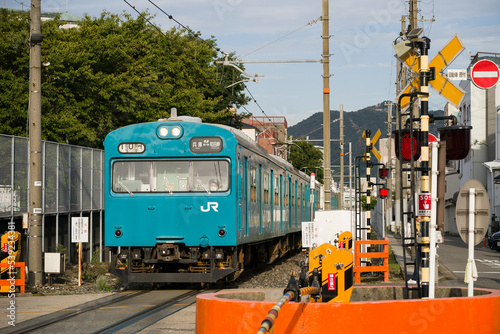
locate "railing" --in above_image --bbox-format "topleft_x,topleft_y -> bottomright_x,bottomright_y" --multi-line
0,262 -> 25,293
353,239 -> 389,283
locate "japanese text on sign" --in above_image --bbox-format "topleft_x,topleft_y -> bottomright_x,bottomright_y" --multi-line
190,137 -> 223,153
71,217 -> 89,243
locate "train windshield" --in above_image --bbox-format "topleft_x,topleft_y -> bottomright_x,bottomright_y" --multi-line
112,160 -> 229,194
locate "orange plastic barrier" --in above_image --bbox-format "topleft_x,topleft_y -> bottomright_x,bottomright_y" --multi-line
353,239 -> 389,283
196,288 -> 500,334
0,262 -> 25,293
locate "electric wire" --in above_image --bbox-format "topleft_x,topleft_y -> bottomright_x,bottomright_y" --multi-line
238,17 -> 321,60
123,1 -> 235,104
131,0 -> 279,125
126,0 -> 305,148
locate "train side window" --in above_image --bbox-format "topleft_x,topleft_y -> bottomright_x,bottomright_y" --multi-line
274,176 -> 279,206
263,172 -> 269,204
250,167 -> 257,202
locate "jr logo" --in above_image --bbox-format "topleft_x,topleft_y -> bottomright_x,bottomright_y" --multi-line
201,202 -> 219,212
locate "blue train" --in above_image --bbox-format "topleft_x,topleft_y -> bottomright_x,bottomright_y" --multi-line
104,113 -> 320,283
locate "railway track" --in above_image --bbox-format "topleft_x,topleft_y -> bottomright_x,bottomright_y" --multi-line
4,289 -> 208,334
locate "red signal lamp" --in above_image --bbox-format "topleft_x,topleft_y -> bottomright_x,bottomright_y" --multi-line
379,167 -> 389,179
438,125 -> 472,160
393,129 -> 421,161
379,188 -> 389,199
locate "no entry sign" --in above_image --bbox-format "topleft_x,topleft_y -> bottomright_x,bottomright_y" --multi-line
471,59 -> 500,89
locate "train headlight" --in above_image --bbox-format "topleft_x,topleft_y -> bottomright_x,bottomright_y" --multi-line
158,127 -> 169,137
218,228 -> 226,238
171,126 -> 182,137
156,124 -> 184,139
115,229 -> 123,238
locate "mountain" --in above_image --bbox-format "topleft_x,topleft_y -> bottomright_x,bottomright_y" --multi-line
288,101 -> 445,167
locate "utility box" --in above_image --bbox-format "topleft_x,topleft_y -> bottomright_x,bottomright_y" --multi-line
44,252 -> 65,274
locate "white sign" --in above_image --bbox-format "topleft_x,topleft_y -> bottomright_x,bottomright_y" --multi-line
71,217 -> 89,243
447,69 -> 467,80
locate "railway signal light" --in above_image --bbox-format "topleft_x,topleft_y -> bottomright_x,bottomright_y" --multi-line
438,125 -> 472,160
393,129 -> 421,161
379,166 -> 389,179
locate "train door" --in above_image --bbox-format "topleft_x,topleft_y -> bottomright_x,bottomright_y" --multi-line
244,157 -> 249,236
237,154 -> 242,232
279,174 -> 283,231
288,176 -> 292,228
270,170 -> 274,232
295,180 -> 298,227
259,164 -> 263,234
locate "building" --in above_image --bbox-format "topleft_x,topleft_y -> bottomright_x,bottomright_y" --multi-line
241,116 -> 289,160
458,52 -> 500,234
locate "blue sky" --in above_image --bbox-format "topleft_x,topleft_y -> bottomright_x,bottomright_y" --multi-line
5,0 -> 500,125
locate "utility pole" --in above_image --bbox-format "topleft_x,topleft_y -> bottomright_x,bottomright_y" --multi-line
339,104 -> 344,209
386,102 -> 393,211
395,15 -> 407,234
29,0 -> 44,287
322,0 -> 331,210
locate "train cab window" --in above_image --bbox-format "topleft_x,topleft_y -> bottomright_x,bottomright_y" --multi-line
112,159 -> 229,194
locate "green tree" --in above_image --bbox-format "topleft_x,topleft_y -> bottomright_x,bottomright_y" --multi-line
0,10 -> 250,148
289,139 -> 324,183
361,195 -> 377,210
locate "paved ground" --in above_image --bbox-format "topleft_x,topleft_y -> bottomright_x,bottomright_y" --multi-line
0,293 -> 114,330
0,233 -> 468,332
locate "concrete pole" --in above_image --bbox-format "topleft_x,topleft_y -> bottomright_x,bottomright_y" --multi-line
340,104 -> 344,209
29,0 -> 44,287
322,0 -> 331,210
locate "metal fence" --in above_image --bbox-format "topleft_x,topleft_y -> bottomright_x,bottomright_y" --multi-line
0,134 -> 103,216
0,134 -> 104,261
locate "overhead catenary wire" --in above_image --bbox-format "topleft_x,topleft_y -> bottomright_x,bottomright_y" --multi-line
125,0 -> 298,141
238,16 -> 321,60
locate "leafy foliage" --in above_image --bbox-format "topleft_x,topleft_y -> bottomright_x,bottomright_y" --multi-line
0,10 -> 250,148
361,195 -> 377,210
289,140 -> 324,182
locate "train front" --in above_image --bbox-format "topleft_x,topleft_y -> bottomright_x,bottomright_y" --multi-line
104,117 -> 238,283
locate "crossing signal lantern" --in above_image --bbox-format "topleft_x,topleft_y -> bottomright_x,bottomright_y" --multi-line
379,188 -> 389,199
393,129 -> 421,161
379,167 -> 389,179
438,125 -> 472,160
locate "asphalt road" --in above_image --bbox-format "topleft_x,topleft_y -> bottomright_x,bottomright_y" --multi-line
438,234 -> 500,290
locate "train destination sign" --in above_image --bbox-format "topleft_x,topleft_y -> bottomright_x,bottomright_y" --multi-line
118,142 -> 145,154
190,137 -> 223,153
